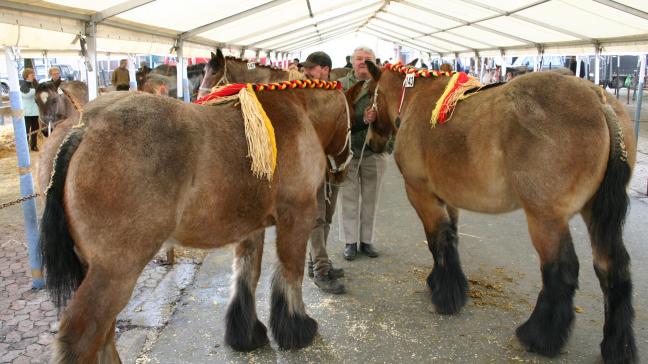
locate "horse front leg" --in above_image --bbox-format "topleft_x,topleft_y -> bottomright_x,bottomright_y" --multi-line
516,214 -> 579,357
269,203 -> 318,349
224,230 -> 270,351
404,183 -> 468,315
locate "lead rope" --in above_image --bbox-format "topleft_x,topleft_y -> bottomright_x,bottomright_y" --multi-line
354,84 -> 379,178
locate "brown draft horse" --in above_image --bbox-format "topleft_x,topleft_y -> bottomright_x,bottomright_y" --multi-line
34,81 -> 89,194
197,49 -> 290,99
360,61 -> 637,363
39,82 -> 352,362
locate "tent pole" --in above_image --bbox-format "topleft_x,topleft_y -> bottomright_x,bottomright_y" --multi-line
3,46 -> 44,289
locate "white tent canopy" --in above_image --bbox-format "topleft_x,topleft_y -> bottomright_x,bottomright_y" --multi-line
1,0 -> 648,58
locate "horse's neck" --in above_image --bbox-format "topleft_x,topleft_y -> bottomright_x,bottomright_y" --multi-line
61,95 -> 80,120
302,90 -> 346,155
268,69 -> 289,82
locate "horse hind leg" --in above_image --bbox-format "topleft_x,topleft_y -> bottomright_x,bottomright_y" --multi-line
224,230 -> 270,351
404,184 -> 468,315
582,207 -> 637,364
54,264 -> 140,363
516,214 -> 578,357
269,205 -> 318,349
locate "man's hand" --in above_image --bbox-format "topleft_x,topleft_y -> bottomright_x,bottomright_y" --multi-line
364,106 -> 377,124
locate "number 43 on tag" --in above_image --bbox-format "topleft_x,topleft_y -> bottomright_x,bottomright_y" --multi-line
404,73 -> 415,88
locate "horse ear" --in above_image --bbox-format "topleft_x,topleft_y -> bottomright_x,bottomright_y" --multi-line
407,58 -> 418,67
215,49 -> 225,67
365,61 -> 381,81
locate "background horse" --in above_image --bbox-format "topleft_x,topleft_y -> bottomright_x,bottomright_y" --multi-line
143,63 -> 206,101
34,81 -> 88,195
39,83 -> 351,362
197,49 -> 290,98
330,67 -> 351,80
361,61 -> 637,364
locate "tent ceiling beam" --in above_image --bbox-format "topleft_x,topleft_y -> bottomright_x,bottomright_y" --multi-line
287,30 -> 352,52
362,26 -> 441,54
228,0 -> 377,44
374,12 -> 496,49
179,0 -> 292,41
370,16 -> 481,52
356,0 -> 390,31
0,1 -> 89,21
398,0 -> 537,45
305,0 -> 321,42
365,24 -> 453,53
271,20 -> 365,50
457,0 -> 589,40
361,29 -> 438,56
91,0 -> 155,23
592,0 -> 648,21
246,1 -> 380,48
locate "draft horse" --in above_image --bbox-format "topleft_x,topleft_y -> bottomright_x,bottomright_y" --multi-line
39,81 -> 352,362
197,49 -> 290,99
361,61 -> 637,363
34,81 -> 89,195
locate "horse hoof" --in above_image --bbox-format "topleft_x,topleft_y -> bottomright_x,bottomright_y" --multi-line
272,314 -> 318,350
516,319 -> 565,357
427,267 -> 467,315
225,319 -> 269,352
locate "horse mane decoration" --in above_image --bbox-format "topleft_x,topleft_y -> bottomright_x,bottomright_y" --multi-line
194,79 -> 343,181
385,62 -> 483,126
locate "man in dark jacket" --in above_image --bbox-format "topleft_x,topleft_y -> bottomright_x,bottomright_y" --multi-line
302,51 -> 346,294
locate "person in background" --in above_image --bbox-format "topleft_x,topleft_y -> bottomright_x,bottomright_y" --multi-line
141,74 -> 171,96
20,68 -> 40,151
301,51 -> 346,294
287,58 -> 303,80
338,46 -> 389,261
48,67 -> 62,87
344,55 -> 352,68
112,59 -> 130,91
136,61 -> 151,91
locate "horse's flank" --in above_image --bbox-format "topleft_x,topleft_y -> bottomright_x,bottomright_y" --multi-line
376,69 -> 636,214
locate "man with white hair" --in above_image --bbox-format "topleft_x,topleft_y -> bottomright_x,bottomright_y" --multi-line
337,46 -> 389,261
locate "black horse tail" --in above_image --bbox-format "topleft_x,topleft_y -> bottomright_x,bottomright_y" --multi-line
589,104 -> 631,254
40,128 -> 86,310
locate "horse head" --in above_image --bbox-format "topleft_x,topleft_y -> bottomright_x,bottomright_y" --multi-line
35,81 -> 68,127
197,49 -> 226,98
361,60 -> 398,153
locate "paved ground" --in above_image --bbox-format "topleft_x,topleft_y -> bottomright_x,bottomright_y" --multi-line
1,88 -> 647,363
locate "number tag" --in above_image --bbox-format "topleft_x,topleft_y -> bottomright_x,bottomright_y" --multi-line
404,73 -> 415,88
247,62 -> 256,70
57,88 -> 64,95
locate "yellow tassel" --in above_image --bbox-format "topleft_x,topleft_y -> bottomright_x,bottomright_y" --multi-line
430,73 -> 482,127
238,84 -> 277,181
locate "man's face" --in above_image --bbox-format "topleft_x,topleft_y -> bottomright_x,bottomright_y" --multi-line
352,51 -> 375,80
50,69 -> 60,80
120,61 -> 128,69
303,65 -> 329,80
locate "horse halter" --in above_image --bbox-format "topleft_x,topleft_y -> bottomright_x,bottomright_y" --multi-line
200,60 -> 229,94
327,91 -> 353,174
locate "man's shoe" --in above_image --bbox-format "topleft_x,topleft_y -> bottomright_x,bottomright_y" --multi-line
343,243 -> 357,261
307,260 -> 314,278
328,266 -> 345,279
359,242 -> 379,258
314,273 -> 346,294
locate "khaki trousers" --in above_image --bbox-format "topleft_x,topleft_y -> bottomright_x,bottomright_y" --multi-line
338,153 -> 388,245
308,179 -> 340,274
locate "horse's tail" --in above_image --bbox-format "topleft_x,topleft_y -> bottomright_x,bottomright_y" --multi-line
589,103 -> 631,252
40,128 -> 85,309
